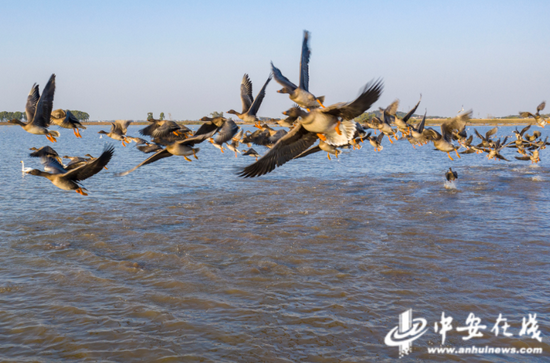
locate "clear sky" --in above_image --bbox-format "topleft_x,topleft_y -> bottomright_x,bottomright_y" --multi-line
2,0 -> 549,120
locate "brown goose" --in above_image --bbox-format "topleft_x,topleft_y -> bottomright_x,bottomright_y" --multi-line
27,144 -> 114,196
8,74 -> 60,142
50,109 -> 86,138
238,80 -> 383,177
271,30 -> 325,110
227,74 -> 272,127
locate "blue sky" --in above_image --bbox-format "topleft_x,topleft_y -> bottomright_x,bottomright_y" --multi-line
2,0 -> 549,120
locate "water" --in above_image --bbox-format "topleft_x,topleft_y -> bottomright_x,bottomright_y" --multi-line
1,125 -> 549,362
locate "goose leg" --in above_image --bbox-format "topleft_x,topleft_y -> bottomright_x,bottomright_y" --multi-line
75,188 -> 88,196
193,149 -> 199,160
184,156 -> 192,162
327,153 -> 331,160
447,152 -> 454,161
335,120 -> 342,136
316,133 -> 327,142
455,149 -> 461,159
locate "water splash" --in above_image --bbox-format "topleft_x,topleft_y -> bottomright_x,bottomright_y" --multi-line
444,181 -> 457,189
532,175 -> 543,181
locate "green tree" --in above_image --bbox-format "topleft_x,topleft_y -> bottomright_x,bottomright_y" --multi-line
159,112 -> 165,120
210,111 -> 224,118
147,112 -> 153,121
69,110 -> 90,121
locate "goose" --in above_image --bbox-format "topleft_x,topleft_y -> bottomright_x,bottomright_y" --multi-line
8,74 -> 60,142
139,119 -> 191,139
29,146 -> 63,164
367,132 -> 385,152
445,167 -> 458,181
50,109 -> 86,138
26,144 -> 114,195
238,79 -> 383,177
208,119 -> 239,153
394,94 -> 422,137
271,30 -> 325,110
242,148 -> 260,161
116,129 -> 218,177
424,110 -> 472,160
226,129 -> 244,157
520,101 -> 547,128
227,74 -> 272,127
98,120 -> 133,146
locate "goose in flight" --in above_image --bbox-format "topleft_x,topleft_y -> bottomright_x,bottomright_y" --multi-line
50,109 -> 86,138
98,120 -> 133,146
520,101 -> 547,128
26,144 -> 114,195
271,30 -> 325,110
238,79 -> 383,177
8,74 -> 60,142
227,74 -> 272,127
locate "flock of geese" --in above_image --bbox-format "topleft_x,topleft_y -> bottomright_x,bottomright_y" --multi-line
8,31 -> 549,195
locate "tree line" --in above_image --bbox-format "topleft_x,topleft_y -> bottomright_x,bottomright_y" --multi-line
0,110 -> 90,122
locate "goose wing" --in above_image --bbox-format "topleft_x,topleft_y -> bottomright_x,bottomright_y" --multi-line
247,75 -> 272,117
40,155 -> 67,174
64,144 -> 114,181
116,147 -> 171,177
485,126 -> 498,139
322,79 -> 384,120
213,120 -> 239,144
537,101 -> 546,113
271,62 -> 297,92
240,74 -> 254,113
402,94 -> 422,123
30,74 -> 55,128
520,111 -> 534,118
299,30 -> 311,92
114,120 -> 132,134
238,123 -> 318,178
25,83 -> 40,123
294,144 -> 321,159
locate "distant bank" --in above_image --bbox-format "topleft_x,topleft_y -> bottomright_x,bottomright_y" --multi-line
0,118 -> 536,127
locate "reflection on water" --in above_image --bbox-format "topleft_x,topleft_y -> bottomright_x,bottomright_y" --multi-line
1,125 -> 549,361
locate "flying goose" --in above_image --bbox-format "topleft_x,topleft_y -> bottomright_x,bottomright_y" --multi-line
8,74 -> 59,142
271,30 -> 325,110
26,144 -> 114,195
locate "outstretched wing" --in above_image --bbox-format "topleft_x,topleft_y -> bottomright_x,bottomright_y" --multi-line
299,30 -> 311,92
30,74 -> 56,128
40,155 -> 67,174
537,101 -> 546,113
247,74 -> 272,117
238,123 -> 318,178
213,120 -> 239,144
240,74 -> 254,113
65,144 -> 115,181
116,148 -> 171,177
323,79 -> 384,120
520,111 -> 534,118
25,83 -> 40,123
403,94 -> 422,123
271,62 -> 297,92
294,144 -> 321,159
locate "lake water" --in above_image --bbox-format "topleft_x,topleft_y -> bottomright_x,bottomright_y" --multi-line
0,124 -> 548,362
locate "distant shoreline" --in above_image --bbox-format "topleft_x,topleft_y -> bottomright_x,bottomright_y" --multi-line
0,118 -> 536,127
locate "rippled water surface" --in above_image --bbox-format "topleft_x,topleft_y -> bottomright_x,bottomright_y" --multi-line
1,125 -> 549,362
